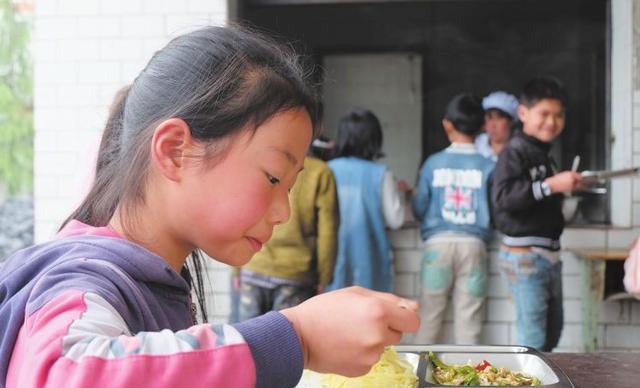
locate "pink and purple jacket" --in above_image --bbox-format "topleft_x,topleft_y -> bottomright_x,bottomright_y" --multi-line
0,221 -> 303,388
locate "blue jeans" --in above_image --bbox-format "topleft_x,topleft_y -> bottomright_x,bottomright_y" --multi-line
498,247 -> 563,351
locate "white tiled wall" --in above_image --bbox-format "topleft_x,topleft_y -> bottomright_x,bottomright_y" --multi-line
33,0 -> 232,324
33,0 -> 228,241
33,0 -> 640,348
392,226 -> 640,352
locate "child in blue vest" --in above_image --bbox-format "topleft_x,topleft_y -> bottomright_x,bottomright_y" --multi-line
413,93 -> 495,344
327,108 -> 405,292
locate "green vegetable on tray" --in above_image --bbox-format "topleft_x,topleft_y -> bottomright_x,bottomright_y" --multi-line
428,352 -> 541,386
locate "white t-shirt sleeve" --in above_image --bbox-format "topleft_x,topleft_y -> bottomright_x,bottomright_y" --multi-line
381,170 -> 404,229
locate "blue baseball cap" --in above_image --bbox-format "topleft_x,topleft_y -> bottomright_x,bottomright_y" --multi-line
482,91 -> 519,120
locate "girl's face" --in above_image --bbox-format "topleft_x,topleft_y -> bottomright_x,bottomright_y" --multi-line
177,108 -> 312,266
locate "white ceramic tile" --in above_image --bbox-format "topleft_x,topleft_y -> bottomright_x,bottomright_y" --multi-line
394,273 -> 416,298
486,274 -> 509,298
188,0 -> 226,13
142,0 -> 188,14
165,14 -> 212,36
556,323 -> 583,351
394,249 -> 422,272
560,250 -> 583,275
77,16 -> 122,38
599,300 -> 632,324
34,62 -> 78,85
121,15 -> 165,38
389,227 -> 420,249
57,0 -> 100,16
604,324 -> 640,348
99,0 -> 143,15
100,38 -> 145,61
561,275 -> 582,298
561,228 -> 606,250
36,17 -> 78,40
630,300 -> 640,323
76,61 -> 121,84
607,228 -> 640,248
481,323 -> 512,345
563,299 -> 583,324
35,0 -> 59,17
486,298 -> 514,322
488,252 -> 502,274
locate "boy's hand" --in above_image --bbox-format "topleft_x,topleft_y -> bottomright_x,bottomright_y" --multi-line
397,179 -> 411,193
280,286 -> 420,377
397,179 -> 416,200
544,171 -> 582,194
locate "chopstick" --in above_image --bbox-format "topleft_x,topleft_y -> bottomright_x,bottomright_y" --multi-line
571,155 -> 581,172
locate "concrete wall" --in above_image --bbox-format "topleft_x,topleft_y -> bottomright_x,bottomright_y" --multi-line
32,0 -> 640,350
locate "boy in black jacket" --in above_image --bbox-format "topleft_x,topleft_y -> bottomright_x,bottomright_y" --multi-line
491,76 -> 581,351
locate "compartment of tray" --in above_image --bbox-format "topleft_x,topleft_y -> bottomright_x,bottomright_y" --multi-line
295,350 -> 422,388
425,352 -> 557,386
395,345 -> 573,388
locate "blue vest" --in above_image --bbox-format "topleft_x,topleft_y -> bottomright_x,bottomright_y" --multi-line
327,157 -> 393,292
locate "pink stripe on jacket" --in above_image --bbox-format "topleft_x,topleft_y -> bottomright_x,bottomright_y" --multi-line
7,290 -> 255,387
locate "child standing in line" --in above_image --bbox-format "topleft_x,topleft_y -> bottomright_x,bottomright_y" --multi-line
412,93 -> 495,345
491,76 -> 581,351
327,108 -> 405,293
0,26 -> 419,388
475,90 -> 519,161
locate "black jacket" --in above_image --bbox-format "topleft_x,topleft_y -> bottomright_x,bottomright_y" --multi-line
491,130 -> 564,250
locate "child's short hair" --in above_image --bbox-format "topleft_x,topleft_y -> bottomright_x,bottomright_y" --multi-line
310,135 -> 335,161
520,76 -> 568,109
333,107 -> 383,160
444,93 -> 484,137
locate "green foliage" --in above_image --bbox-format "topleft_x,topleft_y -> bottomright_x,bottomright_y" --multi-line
0,0 -> 33,195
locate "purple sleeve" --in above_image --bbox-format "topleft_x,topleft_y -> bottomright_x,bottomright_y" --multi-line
232,311 -> 304,388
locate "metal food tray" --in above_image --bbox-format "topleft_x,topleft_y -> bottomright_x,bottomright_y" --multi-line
296,345 -> 574,387
580,167 -> 640,184
396,344 -> 574,388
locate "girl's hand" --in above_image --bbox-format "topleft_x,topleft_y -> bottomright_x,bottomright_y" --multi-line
280,286 -> 420,377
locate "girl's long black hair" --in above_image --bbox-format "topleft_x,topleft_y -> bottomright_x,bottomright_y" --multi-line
61,25 -> 321,322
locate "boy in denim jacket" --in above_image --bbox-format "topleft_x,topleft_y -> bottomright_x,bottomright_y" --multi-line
491,76 -> 581,351
413,93 -> 495,344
